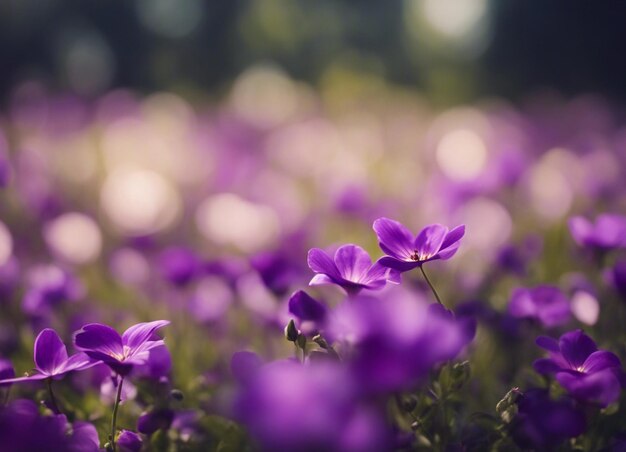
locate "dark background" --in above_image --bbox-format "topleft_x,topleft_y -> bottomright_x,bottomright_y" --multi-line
2,0 -> 626,105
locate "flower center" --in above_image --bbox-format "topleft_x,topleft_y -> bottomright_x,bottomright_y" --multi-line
410,251 -> 431,261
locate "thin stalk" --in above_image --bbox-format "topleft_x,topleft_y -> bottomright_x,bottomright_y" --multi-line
419,266 -> 443,306
46,379 -> 61,414
109,376 -> 124,451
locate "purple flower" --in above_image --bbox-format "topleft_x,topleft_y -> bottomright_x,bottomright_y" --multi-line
117,430 -> 142,452
0,399 -> 99,451
534,330 -> 623,407
0,329 -> 94,385
158,247 -> 201,286
373,217 -> 465,272
73,320 -> 170,376
288,290 -> 328,331
568,213 -> 626,250
510,389 -> 586,450
307,244 -> 399,294
507,285 -> 571,328
327,289 -> 470,393
234,360 -> 391,451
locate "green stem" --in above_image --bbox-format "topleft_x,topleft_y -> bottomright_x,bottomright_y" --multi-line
419,266 -> 443,306
110,376 -> 124,451
46,379 -> 61,414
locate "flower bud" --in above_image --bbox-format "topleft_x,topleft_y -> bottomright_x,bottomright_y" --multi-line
284,319 -> 299,342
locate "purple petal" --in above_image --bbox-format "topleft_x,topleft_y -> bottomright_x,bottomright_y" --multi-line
360,261 -> 392,286
533,358 -> 562,375
34,329 -> 68,376
559,330 -> 597,369
414,224 -> 448,260
309,274 -> 335,286
377,256 -> 421,272
583,351 -> 621,374
74,324 -> 124,358
568,216 -> 592,246
122,320 -> 170,351
117,430 -> 142,452
556,369 -> 621,407
334,245 -> 372,282
594,214 -> 626,248
536,336 -> 560,353
288,290 -> 328,323
0,373 -> 48,384
57,353 -> 97,374
307,248 -> 341,280
440,225 -> 465,250
372,217 -> 415,260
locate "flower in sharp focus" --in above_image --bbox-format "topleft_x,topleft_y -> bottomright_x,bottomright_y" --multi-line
307,244 -> 399,294
0,329 -> 95,385
507,285 -> 571,328
373,217 -> 465,272
533,330 -> 624,407
73,320 -> 170,376
568,213 -> 626,250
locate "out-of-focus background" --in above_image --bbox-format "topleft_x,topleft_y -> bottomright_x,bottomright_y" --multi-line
3,0 -> 626,105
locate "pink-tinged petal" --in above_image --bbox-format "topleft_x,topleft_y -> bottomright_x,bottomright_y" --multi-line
536,336 -> 560,353
533,358 -> 562,375
414,224 -> 448,260
309,274 -> 335,286
0,373 -> 48,384
372,217 -> 415,260
74,324 -> 124,358
559,330 -> 597,369
122,320 -> 170,351
334,245 -> 372,282
34,329 -> 68,376
568,216 -> 592,246
583,351 -> 621,373
307,248 -> 341,280
437,242 -> 461,260
378,256 -> 421,272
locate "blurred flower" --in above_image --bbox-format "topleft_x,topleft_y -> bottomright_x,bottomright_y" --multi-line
0,399 -> 99,451
0,329 -> 95,385
373,218 -> 465,272
307,244 -> 399,294
568,213 -> 626,250
234,360 -> 391,452
74,320 -> 170,376
22,264 -> 83,318
510,389 -> 586,450
609,259 -> 626,302
288,290 -> 328,332
534,330 -> 623,407
327,290 -> 471,393
507,285 -> 571,328
158,246 -> 201,286
117,430 -> 142,452
0,359 -> 15,385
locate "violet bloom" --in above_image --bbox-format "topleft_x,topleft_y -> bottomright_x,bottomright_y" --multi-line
373,217 -> 465,272
288,290 -> 328,332
74,320 -> 170,376
233,360 -> 391,452
158,247 -> 201,286
307,244 -> 399,294
507,285 -> 571,328
510,389 -> 586,450
534,330 -> 623,407
0,329 -> 94,385
568,213 -> 626,250
327,290 -> 470,393
0,399 -> 99,452
117,430 -> 142,452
